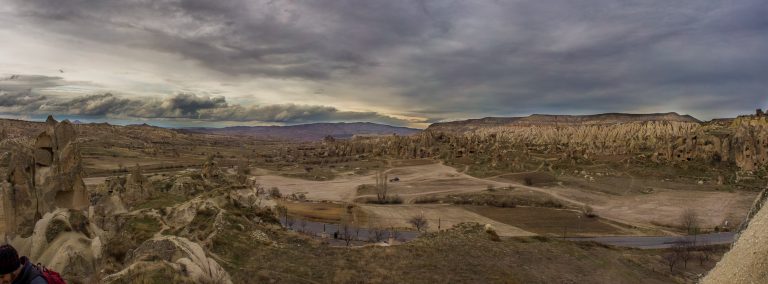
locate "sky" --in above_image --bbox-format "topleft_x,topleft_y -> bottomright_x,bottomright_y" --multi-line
0,0 -> 766,128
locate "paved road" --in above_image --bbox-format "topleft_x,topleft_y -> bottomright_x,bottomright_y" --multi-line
567,232 -> 735,249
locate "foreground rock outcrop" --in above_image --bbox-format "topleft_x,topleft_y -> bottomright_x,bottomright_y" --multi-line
703,187 -> 768,283
103,236 -> 233,284
2,116 -> 89,236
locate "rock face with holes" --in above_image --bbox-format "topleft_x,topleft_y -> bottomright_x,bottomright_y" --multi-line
2,116 -> 90,236
424,112 -> 768,172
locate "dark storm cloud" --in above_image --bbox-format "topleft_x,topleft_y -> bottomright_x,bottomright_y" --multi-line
5,0 -> 768,120
7,0 -> 442,79
0,75 -> 61,110
0,91 -> 47,108
0,90 -> 413,125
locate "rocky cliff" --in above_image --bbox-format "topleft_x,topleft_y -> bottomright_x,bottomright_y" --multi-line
1,116 -> 89,236
424,112 -> 768,172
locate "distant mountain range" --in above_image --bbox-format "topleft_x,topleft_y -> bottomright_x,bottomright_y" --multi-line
183,122 -> 421,141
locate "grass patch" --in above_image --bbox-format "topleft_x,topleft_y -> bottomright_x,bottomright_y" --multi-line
465,206 -> 625,237
446,191 -> 566,208
413,195 -> 441,204
282,201 -> 345,223
281,167 -> 337,181
125,215 -> 162,244
133,192 -> 189,210
362,195 -> 403,204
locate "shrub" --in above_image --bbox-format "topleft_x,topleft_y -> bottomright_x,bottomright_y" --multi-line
364,195 -> 403,204
582,204 -> 597,218
523,177 -> 533,186
46,219 -> 72,243
269,187 -> 282,198
413,196 -> 440,204
408,215 -> 429,233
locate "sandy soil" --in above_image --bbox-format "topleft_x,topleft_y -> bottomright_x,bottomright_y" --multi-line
503,181 -> 756,229
252,163 -> 498,203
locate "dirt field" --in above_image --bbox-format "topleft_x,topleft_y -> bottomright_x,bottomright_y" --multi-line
463,206 -> 637,237
359,204 -> 535,237
281,201 -> 347,223
253,162 -> 757,234
505,179 -> 756,230
252,162 -> 498,203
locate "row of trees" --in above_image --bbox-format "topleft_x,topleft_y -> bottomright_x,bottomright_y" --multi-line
661,208 -> 721,274
662,239 -> 716,273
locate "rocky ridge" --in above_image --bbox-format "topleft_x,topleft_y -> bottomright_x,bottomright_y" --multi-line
425,111 -> 768,172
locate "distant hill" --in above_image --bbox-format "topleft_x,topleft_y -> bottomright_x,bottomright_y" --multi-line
427,112 -> 701,132
184,122 -> 422,141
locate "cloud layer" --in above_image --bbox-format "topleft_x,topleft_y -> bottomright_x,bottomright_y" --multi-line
0,75 -> 412,125
1,0 -> 767,123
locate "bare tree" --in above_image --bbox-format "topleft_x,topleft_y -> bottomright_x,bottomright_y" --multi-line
390,227 -> 402,242
368,227 -> 387,242
672,240 -> 692,269
339,221 -> 355,246
697,251 -> 707,266
408,214 -> 429,233
662,252 -> 678,273
681,208 -> 700,236
254,183 -> 265,196
275,204 -> 288,226
700,239 -> 713,263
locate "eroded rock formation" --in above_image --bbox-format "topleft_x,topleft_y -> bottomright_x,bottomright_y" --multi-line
103,236 -> 233,283
703,187 -> 768,283
301,112 -> 768,175
201,155 -> 223,180
2,116 -> 89,236
121,164 -> 152,205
